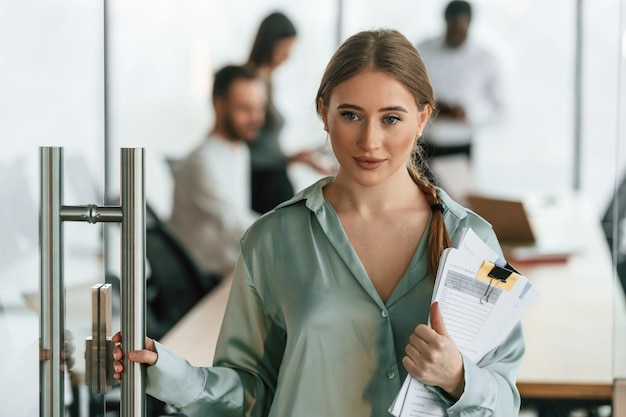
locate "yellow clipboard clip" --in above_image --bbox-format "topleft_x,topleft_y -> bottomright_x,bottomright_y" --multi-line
475,260 -> 520,304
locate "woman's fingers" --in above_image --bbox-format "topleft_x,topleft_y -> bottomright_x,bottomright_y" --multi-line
112,333 -> 158,380
113,361 -> 124,381
128,348 -> 158,366
113,347 -> 158,380
111,331 -> 122,344
113,342 -> 125,380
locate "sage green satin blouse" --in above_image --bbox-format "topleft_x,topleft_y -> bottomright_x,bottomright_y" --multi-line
146,177 -> 525,417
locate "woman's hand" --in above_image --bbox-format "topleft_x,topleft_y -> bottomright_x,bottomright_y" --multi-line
39,329 -> 75,371
111,332 -> 158,381
402,302 -> 465,400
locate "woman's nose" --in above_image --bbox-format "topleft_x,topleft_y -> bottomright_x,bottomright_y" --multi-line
357,122 -> 381,151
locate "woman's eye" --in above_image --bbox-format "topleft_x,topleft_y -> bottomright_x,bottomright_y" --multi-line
383,115 -> 401,125
341,111 -> 359,121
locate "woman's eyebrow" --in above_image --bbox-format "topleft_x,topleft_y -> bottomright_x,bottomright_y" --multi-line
379,106 -> 408,113
336,103 -> 408,113
336,103 -> 363,111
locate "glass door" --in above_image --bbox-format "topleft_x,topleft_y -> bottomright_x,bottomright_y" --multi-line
0,1 -> 106,416
2,1 -> 624,416
612,0 -> 626,413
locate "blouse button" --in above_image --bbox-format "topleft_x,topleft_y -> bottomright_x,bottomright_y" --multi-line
387,370 -> 396,379
381,310 -> 388,318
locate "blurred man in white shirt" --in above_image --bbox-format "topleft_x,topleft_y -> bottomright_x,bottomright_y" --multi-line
167,65 -> 266,282
416,0 -> 505,201
417,0 -> 504,159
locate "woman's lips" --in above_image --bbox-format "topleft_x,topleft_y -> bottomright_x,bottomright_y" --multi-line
354,156 -> 385,170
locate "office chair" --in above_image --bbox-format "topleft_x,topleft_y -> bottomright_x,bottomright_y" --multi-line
99,203 -> 208,417
106,201 -> 211,340
145,203 -> 213,417
601,171 -> 626,295
144,203 -> 210,341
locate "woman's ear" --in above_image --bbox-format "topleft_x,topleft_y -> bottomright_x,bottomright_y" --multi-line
318,97 -> 329,131
416,104 -> 432,134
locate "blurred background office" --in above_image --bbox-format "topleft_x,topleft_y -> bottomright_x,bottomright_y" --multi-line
1,1 -> 626,416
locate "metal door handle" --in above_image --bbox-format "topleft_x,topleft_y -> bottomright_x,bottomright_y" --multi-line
85,283 -> 116,394
39,146 -> 146,417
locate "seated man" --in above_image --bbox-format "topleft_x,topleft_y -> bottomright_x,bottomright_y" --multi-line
167,65 -> 266,284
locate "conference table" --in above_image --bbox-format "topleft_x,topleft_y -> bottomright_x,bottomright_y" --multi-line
511,194 -> 626,405
162,192 -> 626,406
0,234 -> 105,412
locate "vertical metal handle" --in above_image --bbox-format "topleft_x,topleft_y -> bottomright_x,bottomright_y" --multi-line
39,146 -> 146,417
39,147 -> 65,417
85,283 -> 116,394
120,148 -> 146,417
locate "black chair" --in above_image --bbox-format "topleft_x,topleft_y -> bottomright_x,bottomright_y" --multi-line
145,204 -> 217,417
601,172 -> 626,295
144,203 -> 214,341
101,203 -> 210,417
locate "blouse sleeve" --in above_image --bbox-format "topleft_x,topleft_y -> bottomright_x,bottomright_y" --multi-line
443,322 -> 525,416
145,254 -> 285,417
434,210 -> 525,415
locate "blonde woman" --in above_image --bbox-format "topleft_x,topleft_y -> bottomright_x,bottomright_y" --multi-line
113,29 -> 524,417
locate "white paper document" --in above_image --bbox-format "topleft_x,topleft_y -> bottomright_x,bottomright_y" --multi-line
389,228 -> 539,417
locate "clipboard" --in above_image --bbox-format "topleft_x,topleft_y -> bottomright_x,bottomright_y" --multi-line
389,231 -> 539,417
475,260 -> 520,292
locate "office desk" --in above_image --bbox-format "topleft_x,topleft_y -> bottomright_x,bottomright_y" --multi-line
513,195 -> 626,402
160,195 -> 626,402
0,246 -> 105,410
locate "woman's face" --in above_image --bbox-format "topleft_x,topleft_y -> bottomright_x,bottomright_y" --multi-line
321,71 -> 431,187
271,37 -> 296,68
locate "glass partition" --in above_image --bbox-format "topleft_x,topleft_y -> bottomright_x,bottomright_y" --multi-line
613,0 -> 626,402
0,1 -> 105,416
1,0 -> 624,416
104,0 -> 338,220
103,2 -> 621,415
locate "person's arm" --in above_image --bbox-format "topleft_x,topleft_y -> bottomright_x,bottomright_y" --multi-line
144,341 -> 246,415
402,301 -> 524,416
209,252 -> 286,416
464,52 -> 506,128
113,254 -> 284,417
443,322 -> 524,416
436,101 -> 467,121
429,211 -> 524,415
158,253 -> 283,416
287,149 -> 336,176
112,332 -> 248,416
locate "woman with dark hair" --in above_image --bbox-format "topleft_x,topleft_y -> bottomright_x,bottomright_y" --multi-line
113,28 -> 525,416
247,11 -> 296,71
246,11 -> 333,214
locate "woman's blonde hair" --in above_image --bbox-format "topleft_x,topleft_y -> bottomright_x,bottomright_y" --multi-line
315,29 -> 451,274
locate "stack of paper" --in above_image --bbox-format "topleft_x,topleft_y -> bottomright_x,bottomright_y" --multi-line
389,228 -> 539,417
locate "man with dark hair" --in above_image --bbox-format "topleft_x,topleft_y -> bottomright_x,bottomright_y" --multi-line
443,0 -> 473,48
167,65 -> 265,282
416,0 -> 505,198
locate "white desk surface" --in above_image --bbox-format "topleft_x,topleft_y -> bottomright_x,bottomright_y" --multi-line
513,195 -> 626,400
159,194 -> 626,401
0,244 -> 105,409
